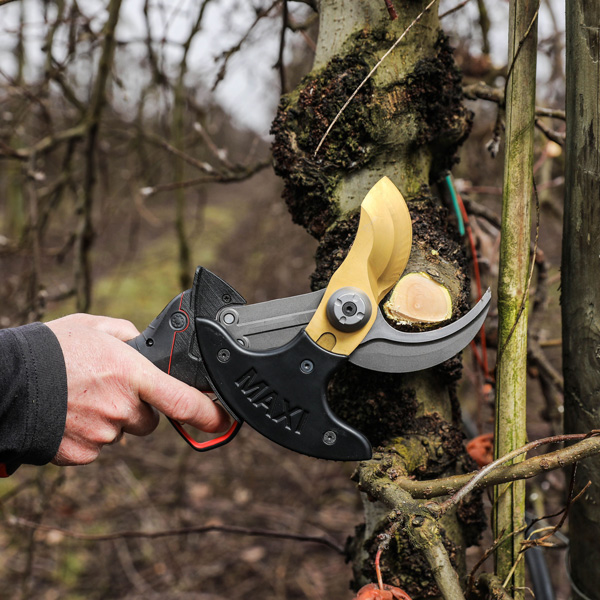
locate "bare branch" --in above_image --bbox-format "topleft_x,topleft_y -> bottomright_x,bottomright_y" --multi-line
6,517 -> 345,554
390,433 -> 600,501
141,130 -> 218,174
440,0 -> 471,20
357,464 -> 465,600
0,124 -> 87,161
463,82 -> 566,120
212,0 -> 281,91
140,160 -> 271,197
383,0 -> 398,20
75,0 -> 124,312
535,118 -> 566,145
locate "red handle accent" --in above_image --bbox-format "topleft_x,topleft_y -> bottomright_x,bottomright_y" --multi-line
168,418 -> 242,451
0,463 -> 8,477
163,293 -> 242,450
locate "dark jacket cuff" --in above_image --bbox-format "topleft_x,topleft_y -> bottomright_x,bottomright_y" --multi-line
0,323 -> 68,474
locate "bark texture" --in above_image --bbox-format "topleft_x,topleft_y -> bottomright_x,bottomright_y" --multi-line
493,1 -> 537,596
272,1 -> 482,597
562,3 -> 600,599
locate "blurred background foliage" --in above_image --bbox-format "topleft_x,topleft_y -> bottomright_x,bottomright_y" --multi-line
0,0 -> 567,598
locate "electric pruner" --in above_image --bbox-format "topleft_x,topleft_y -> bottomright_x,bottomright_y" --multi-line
128,177 -> 491,461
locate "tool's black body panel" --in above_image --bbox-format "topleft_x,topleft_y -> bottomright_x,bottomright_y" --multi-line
196,319 -> 372,460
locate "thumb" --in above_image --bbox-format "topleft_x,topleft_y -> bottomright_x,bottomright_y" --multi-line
61,314 -> 141,341
93,316 -> 141,341
135,361 -> 231,433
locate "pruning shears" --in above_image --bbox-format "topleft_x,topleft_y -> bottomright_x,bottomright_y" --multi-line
128,177 -> 491,461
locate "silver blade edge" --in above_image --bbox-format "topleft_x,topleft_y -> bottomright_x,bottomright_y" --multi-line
218,288 -> 492,374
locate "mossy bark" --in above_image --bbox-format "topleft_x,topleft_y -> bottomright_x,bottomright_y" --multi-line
493,2 -> 537,597
562,3 -> 600,599
271,2 -> 481,597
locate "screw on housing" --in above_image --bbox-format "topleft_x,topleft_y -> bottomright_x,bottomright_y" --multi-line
217,349 -> 231,363
323,431 -> 337,445
300,360 -> 314,374
169,311 -> 188,330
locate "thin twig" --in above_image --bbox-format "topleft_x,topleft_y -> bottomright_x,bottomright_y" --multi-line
6,517 -> 345,554
535,118 -> 565,146
277,0 -> 288,92
522,469 -> 589,550
462,82 -> 565,120
139,130 -> 217,174
467,526 -> 527,592
140,160 -> 270,197
437,432 -> 600,514
501,552 -> 526,591
384,0 -> 398,20
212,0 -> 280,91
313,0 -> 440,156
440,0 -> 471,19
193,121 -> 236,170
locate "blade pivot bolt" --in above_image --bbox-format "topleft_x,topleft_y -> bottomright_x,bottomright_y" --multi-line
326,287 -> 372,332
323,431 -> 337,446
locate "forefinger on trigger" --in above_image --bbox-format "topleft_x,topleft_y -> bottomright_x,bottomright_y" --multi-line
139,366 -> 232,433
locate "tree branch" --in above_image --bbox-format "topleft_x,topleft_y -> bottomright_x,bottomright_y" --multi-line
357,462 -> 465,600
75,0 -> 123,312
0,124 -> 87,161
391,434 -> 600,501
140,160 -> 271,197
535,118 -> 565,145
6,517 -> 345,554
463,82 -> 565,120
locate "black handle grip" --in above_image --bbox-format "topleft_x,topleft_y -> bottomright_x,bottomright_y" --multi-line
127,290 -> 208,388
127,267 -> 247,451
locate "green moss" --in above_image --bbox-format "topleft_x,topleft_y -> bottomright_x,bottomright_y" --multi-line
271,30 -> 472,238
271,48 -> 375,238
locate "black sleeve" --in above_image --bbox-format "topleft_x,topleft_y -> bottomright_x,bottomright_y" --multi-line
0,323 -> 68,476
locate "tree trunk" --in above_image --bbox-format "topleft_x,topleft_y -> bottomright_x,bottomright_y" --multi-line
272,1 -> 482,597
562,3 -> 600,599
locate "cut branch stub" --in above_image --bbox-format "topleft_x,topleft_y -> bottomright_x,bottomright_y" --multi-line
383,272 -> 452,324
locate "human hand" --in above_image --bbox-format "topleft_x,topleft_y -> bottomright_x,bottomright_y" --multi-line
46,313 -> 231,466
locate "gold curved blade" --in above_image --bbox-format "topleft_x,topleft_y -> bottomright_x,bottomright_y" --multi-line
305,177 -> 413,355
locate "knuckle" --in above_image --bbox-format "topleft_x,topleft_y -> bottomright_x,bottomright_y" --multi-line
53,441 -> 100,466
169,389 -> 194,423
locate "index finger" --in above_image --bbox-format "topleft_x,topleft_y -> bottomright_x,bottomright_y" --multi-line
135,360 -> 232,433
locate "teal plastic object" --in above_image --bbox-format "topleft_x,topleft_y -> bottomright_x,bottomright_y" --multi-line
445,174 -> 465,236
